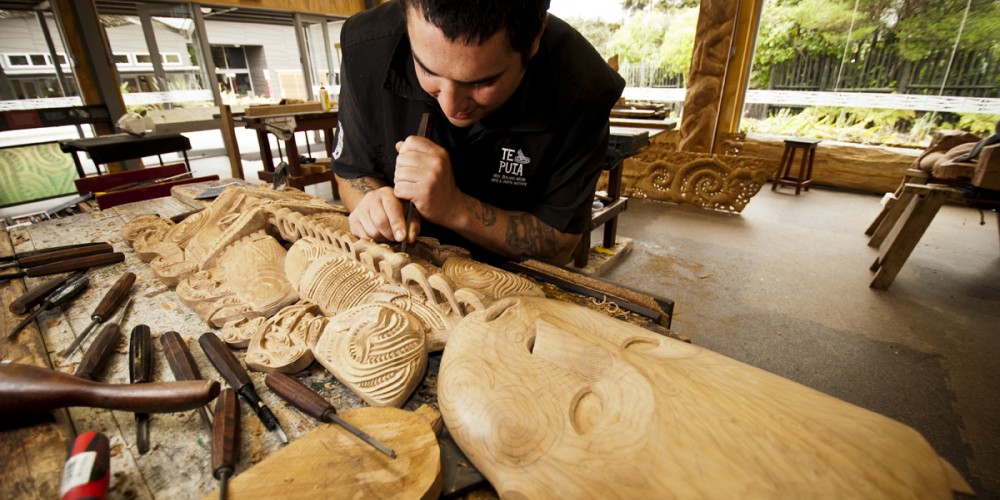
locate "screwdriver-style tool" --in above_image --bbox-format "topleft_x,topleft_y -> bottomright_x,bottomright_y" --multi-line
198,332 -> 288,444
74,298 -> 131,381
0,252 -> 125,282
8,271 -> 81,315
0,242 -> 113,271
160,331 -> 214,432
60,431 -> 111,500
400,112 -> 433,254
265,371 -> 396,459
212,388 -> 239,500
8,273 -> 90,341
61,272 -> 136,357
0,241 -> 107,264
129,324 -> 153,454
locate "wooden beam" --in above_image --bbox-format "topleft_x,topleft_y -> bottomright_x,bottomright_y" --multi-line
198,0 -> 366,17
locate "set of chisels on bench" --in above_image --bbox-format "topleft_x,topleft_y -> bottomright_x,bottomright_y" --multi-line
1,241 -> 395,498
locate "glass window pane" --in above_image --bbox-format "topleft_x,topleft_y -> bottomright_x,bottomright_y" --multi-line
30,54 -> 48,65
224,46 -> 248,69
9,55 -> 29,66
136,54 -> 153,64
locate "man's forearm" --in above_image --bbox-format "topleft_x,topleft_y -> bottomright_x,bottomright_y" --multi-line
336,174 -> 383,211
447,194 -> 580,264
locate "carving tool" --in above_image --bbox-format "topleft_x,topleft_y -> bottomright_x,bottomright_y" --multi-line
0,252 -> 124,282
265,371 -> 396,459
8,272 -> 80,315
160,331 -> 213,432
0,362 -> 220,414
0,241 -> 107,263
129,324 -> 153,454
212,388 -> 239,500
400,112 -> 432,254
61,271 -> 136,357
8,272 -> 90,341
60,431 -> 110,500
74,298 -> 131,381
198,332 -> 288,444
0,242 -> 113,271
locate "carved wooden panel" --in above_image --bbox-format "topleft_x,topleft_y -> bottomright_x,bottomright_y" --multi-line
616,144 -> 772,213
438,296 -> 954,498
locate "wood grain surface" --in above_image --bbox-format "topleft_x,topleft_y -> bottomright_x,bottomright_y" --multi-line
214,405 -> 442,499
438,296 -> 954,499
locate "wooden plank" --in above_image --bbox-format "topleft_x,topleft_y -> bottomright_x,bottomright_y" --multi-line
244,102 -> 322,117
218,104 -> 244,180
871,186 -> 954,289
0,229 -> 75,500
74,163 -> 189,196
95,175 -> 220,210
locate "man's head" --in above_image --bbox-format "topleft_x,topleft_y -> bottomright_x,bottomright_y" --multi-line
402,0 -> 550,127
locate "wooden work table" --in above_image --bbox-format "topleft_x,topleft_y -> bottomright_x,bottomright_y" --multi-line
0,193 -> 439,498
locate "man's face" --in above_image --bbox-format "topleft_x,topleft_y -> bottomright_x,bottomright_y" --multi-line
406,6 -> 533,128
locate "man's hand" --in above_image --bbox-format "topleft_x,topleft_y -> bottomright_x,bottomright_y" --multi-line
393,136 -> 463,225
341,182 -> 417,243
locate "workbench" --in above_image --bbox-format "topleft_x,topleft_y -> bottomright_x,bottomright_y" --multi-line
239,110 -> 338,196
0,185 -> 675,498
59,133 -> 192,177
0,193 -> 440,498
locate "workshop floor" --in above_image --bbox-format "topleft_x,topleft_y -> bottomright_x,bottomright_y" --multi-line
601,187 -> 1000,498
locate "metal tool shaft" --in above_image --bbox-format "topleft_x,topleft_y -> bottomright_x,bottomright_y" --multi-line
61,272 -> 135,357
9,273 -> 89,341
400,112 -> 432,254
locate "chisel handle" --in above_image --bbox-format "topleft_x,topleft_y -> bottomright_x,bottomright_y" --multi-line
74,321 -> 122,381
91,272 -> 136,321
2,242 -> 107,262
8,273 -> 78,315
25,253 -> 125,278
160,331 -> 204,381
129,325 -> 153,384
212,388 -> 239,479
264,371 -> 333,422
16,243 -> 113,269
198,332 -> 250,390
0,363 -> 220,414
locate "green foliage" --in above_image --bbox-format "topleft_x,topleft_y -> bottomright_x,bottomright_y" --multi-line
741,106 -> 1000,146
656,8 -> 698,75
608,13 -> 671,63
562,17 -> 620,58
897,0 -> 1000,60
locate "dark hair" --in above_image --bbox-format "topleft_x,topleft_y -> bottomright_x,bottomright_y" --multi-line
401,0 -> 550,64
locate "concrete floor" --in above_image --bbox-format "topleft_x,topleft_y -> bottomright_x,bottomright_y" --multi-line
600,187 -> 1000,498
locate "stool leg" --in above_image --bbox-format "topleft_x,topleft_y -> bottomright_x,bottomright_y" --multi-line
772,145 -> 791,191
869,187 -> 917,248
795,147 -> 809,195
870,189 -> 948,289
804,146 -> 815,192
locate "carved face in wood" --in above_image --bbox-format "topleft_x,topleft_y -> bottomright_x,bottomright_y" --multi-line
438,297 -> 950,498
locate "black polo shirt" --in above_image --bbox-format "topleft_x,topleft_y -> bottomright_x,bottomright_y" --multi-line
333,1 -> 625,248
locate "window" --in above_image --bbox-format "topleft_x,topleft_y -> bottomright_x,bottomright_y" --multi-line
163,53 -> 181,65
135,53 -> 153,64
55,54 -> 68,65
8,55 -> 30,66
30,54 -> 47,66
112,53 -> 131,65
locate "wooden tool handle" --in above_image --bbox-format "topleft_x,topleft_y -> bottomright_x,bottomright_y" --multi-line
9,273 -> 74,315
0,363 -> 220,414
74,322 -> 122,381
265,371 -> 332,422
198,332 -> 250,389
161,331 -> 203,381
1,242 -> 106,263
16,243 -> 113,268
129,324 -> 152,384
212,388 -> 239,479
24,252 -> 125,278
91,272 -> 136,321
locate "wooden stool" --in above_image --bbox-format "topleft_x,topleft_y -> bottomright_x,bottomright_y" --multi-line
772,138 -> 820,195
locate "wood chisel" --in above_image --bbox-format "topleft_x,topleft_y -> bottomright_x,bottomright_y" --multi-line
212,388 -> 239,500
61,271 -> 136,357
74,298 -> 131,381
8,272 -> 81,315
0,252 -> 124,282
0,242 -> 113,271
265,371 -> 396,459
0,241 -> 108,264
129,324 -> 153,454
160,330 -> 214,432
198,332 -> 288,444
0,362 -> 219,414
400,112 -> 433,254
8,272 -> 90,341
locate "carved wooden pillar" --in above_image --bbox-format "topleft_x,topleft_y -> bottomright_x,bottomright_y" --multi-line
679,0 -> 764,154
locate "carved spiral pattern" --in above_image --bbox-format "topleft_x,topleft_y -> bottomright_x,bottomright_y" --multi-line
442,258 -> 543,300
314,303 -> 426,407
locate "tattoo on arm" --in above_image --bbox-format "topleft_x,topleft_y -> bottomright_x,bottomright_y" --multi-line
465,197 -> 497,227
348,177 -> 376,194
506,213 -> 557,258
